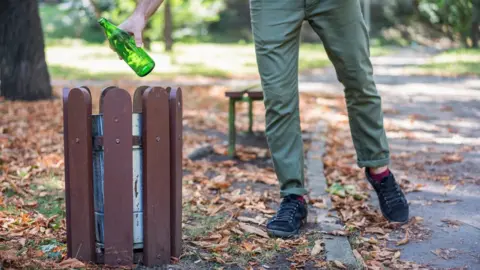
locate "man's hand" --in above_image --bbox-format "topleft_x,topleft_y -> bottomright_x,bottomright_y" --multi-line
109,0 -> 164,59
118,13 -> 147,48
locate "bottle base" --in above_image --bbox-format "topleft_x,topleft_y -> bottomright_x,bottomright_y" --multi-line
137,62 -> 155,77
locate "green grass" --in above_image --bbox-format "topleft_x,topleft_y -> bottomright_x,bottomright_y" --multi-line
46,40 -> 393,81
32,175 -> 65,219
183,206 -> 228,239
0,176 -> 63,229
414,48 -> 480,76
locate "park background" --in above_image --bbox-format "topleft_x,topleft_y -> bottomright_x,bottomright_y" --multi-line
0,0 -> 479,269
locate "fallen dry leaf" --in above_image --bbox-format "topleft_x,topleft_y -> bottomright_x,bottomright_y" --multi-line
413,216 -> 424,223
353,249 -> 367,268
239,222 -> 269,238
365,237 -> 379,245
328,230 -> 349,236
365,227 -> 385,235
431,248 -> 458,260
191,241 -> 229,250
207,175 -> 231,190
441,219 -> 463,227
441,153 -> 463,163
396,231 -> 409,246
311,240 -> 323,256
432,198 -> 461,204
313,202 -> 327,209
331,260 -> 347,269
445,184 -> 457,191
314,261 -> 327,267
207,204 -> 225,216
18,238 -> 26,247
24,201 -> 38,208
237,215 -> 267,225
58,258 -> 85,269
242,241 -> 255,252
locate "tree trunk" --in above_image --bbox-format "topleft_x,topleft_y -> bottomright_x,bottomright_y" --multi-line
472,5 -> 479,48
0,1 -> 52,100
472,22 -> 479,48
144,20 -> 152,51
164,0 -> 173,52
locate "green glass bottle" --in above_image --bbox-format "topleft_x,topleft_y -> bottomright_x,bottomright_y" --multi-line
98,17 -> 155,77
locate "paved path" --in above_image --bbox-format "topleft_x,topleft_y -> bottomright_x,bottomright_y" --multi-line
303,47 -> 480,269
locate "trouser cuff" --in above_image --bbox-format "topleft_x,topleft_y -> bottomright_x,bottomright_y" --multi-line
357,157 -> 390,168
280,187 -> 308,197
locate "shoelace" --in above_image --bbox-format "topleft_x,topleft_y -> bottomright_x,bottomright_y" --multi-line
380,182 -> 404,209
272,199 -> 301,223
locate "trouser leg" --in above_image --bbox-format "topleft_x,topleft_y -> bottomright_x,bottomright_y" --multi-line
306,0 -> 390,168
250,0 -> 307,196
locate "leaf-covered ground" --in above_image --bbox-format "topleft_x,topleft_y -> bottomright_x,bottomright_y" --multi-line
2,55 -> 479,269
0,85 -> 328,269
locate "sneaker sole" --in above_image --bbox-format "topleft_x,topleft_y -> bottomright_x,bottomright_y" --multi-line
266,217 -> 307,238
267,228 -> 299,238
379,206 -> 409,224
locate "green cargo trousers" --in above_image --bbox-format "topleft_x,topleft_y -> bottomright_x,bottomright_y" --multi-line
250,0 -> 390,197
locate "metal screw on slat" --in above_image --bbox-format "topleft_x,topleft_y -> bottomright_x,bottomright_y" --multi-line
116,139 -> 120,144
156,136 -> 160,142
75,138 -> 80,143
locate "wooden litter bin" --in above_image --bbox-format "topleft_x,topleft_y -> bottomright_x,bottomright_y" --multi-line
62,86 -> 183,267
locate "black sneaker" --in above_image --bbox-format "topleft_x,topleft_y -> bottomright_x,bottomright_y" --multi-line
266,195 -> 307,238
367,170 -> 409,223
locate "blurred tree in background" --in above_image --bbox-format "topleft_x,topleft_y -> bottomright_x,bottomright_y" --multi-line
0,0 -> 52,100
361,0 -> 477,48
415,0 -> 474,47
40,0 -> 225,50
38,0 -> 478,49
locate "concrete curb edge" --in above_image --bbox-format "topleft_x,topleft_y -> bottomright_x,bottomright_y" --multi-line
305,120 -> 361,270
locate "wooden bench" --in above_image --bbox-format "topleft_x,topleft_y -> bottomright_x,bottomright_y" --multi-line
225,84 -> 264,157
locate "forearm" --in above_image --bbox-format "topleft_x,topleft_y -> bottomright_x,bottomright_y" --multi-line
133,0 -> 164,20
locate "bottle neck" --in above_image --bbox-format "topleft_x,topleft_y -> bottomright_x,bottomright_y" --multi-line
98,17 -> 117,33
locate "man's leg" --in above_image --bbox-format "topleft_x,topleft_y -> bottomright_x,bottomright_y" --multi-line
306,0 -> 409,222
250,0 -> 307,197
250,0 -> 308,237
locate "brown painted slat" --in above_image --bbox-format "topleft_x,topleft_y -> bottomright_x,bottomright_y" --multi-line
169,87 -> 183,258
142,86 -> 171,266
99,86 -> 118,113
102,88 -> 134,266
80,86 -> 92,96
66,87 -> 96,262
133,86 -> 149,113
62,87 -> 72,258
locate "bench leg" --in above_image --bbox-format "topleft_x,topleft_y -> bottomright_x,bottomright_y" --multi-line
248,98 -> 253,134
228,99 -> 236,157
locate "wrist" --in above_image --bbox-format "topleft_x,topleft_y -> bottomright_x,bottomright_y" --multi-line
132,9 -> 148,22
